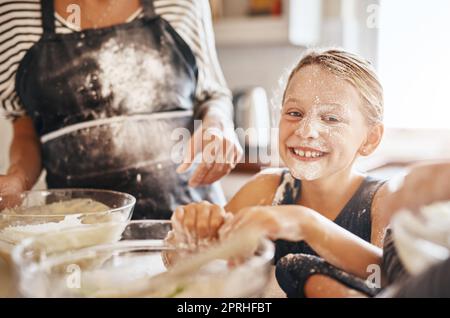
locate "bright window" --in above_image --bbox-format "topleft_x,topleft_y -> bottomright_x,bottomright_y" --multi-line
378,0 -> 450,129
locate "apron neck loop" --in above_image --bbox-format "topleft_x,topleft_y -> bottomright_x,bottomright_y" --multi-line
41,0 -> 56,34
140,0 -> 157,18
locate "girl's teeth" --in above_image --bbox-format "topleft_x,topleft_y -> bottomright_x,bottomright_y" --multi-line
293,148 -> 323,158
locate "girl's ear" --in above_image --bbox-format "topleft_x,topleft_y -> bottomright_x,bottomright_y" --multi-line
359,124 -> 384,156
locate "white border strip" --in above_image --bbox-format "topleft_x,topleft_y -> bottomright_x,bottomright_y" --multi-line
41,110 -> 193,144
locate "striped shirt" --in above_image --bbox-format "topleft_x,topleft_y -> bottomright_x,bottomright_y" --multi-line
0,0 -> 232,120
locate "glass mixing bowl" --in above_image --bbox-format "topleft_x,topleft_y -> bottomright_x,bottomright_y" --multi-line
0,189 -> 136,262
392,201 -> 450,276
13,220 -> 274,298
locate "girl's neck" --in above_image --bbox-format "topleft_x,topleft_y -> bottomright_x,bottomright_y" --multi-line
298,169 -> 366,220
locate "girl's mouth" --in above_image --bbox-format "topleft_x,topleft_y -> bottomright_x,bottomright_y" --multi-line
288,147 -> 328,162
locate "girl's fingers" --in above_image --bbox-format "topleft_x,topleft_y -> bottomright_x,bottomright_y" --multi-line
178,205 -> 196,246
196,204 -> 211,240
171,207 -> 191,246
171,207 -> 185,234
164,230 -> 176,245
209,205 -> 226,239
219,209 -> 277,241
182,206 -> 196,231
218,214 -> 243,239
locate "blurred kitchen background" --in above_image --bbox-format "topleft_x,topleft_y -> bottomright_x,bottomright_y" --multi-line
1,0 -> 450,200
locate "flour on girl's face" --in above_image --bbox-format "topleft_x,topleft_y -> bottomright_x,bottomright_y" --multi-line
279,64 -> 370,182
287,103 -> 350,181
97,38 -> 175,113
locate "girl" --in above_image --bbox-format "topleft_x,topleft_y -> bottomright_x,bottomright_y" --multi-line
170,48 -> 390,297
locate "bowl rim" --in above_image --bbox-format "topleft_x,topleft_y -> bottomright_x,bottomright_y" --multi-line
13,219 -> 274,273
0,188 -> 136,218
11,220 -> 172,267
12,220 -> 275,297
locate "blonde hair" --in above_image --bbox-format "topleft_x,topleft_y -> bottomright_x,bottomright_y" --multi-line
282,48 -> 384,125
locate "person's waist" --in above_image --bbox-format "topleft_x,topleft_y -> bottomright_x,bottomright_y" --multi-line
40,110 -> 194,144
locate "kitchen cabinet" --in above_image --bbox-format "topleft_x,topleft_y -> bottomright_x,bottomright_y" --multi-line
211,0 -> 322,46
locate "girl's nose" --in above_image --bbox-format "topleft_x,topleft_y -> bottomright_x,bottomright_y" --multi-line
295,118 -> 320,139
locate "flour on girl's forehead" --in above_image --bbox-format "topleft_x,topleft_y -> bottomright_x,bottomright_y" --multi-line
96,38 -> 175,112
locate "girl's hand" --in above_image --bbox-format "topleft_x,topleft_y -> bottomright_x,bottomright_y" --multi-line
170,201 -> 231,247
219,205 -> 312,242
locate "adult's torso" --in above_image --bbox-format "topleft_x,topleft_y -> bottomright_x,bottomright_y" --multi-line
15,0 -> 225,219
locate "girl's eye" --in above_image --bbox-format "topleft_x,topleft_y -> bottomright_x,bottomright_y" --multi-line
322,115 -> 340,123
286,111 -> 303,118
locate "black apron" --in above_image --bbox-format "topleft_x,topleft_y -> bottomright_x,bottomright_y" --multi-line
15,0 -> 225,219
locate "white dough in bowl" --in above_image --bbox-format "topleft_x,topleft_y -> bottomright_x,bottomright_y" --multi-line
1,198 -> 110,216
0,199 -> 122,260
392,201 -> 450,276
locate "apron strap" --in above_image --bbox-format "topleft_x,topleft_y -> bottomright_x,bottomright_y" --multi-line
41,0 -> 56,34
140,0 -> 157,18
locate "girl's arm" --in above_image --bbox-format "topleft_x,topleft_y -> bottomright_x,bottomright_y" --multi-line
0,116 -> 42,196
301,206 -> 382,278
165,170 -> 281,265
225,169 -> 282,213
304,161 -> 450,279
170,170 -> 282,242
221,205 -> 382,279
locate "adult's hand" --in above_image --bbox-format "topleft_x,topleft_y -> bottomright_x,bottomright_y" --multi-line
0,172 -> 27,210
0,171 -> 27,195
176,124 -> 243,187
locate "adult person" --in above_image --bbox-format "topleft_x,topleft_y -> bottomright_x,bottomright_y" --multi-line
0,0 -> 242,219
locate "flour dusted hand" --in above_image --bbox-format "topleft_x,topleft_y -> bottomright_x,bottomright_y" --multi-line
170,201 -> 230,247
219,205 -> 309,242
176,125 -> 243,188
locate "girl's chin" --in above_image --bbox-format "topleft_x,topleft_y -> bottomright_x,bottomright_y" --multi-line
286,162 -> 326,181
290,171 -> 324,181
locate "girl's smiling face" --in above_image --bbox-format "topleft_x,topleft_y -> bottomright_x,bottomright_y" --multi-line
279,64 -> 370,181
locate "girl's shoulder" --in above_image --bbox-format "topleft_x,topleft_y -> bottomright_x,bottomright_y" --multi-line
224,168 -> 285,214
254,167 -> 286,183
248,167 -> 286,193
